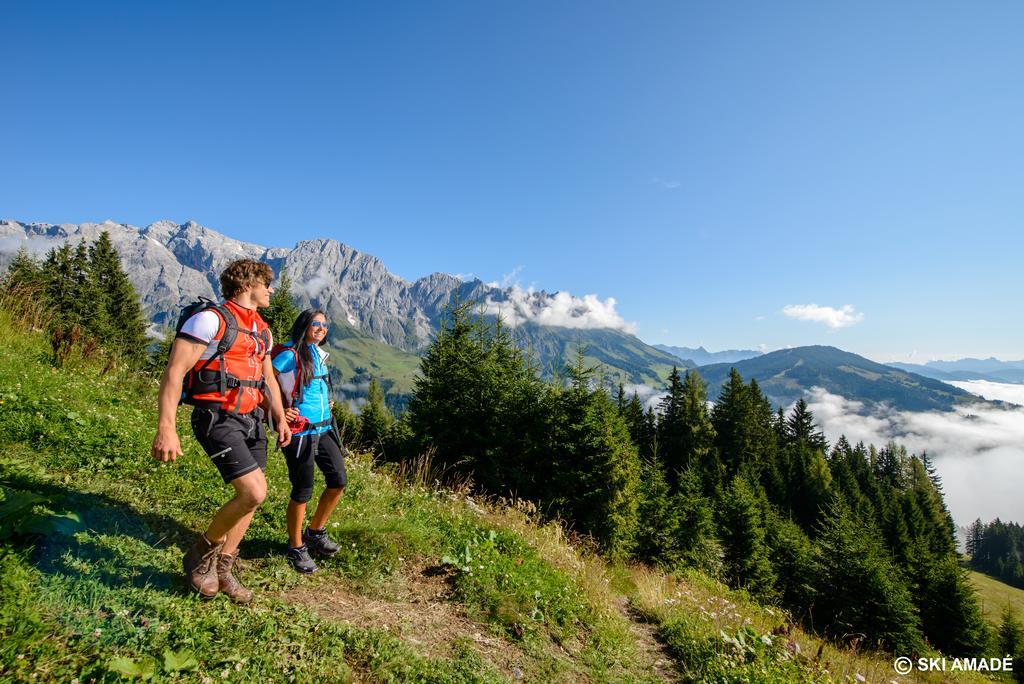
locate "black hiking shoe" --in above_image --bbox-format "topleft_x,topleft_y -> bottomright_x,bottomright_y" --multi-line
303,527 -> 340,556
286,545 -> 317,574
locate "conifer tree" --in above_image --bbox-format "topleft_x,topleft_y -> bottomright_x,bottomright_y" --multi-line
620,391 -> 648,456
766,511 -> 816,613
88,231 -> 148,365
331,397 -> 361,447
550,352 -> 641,560
263,269 -> 300,344
634,457 -> 680,567
812,500 -> 923,653
679,370 -> 719,492
42,241 -> 106,338
711,369 -> 748,474
359,377 -> 394,453
407,300 -> 547,496
965,518 -> 984,560
785,398 -> 828,451
656,366 -> 686,481
917,556 -> 989,656
997,606 -> 1024,683
718,474 -> 777,600
1,247 -> 43,291
673,464 -> 721,574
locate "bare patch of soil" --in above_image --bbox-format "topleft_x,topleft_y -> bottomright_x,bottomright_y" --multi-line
283,561 -> 525,675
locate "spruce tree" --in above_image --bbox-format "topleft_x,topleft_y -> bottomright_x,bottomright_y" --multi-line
634,457 -> 680,567
711,369 -> 748,474
673,465 -> 721,575
812,500 -> 923,653
88,231 -> 148,365
331,397 -> 362,447
766,511 -> 816,614
718,474 -> 777,600
917,556 -> 989,656
359,377 -> 394,453
997,605 -> 1024,683
263,269 -> 300,344
656,366 -> 686,482
1,247 -> 43,291
550,352 -> 641,560
679,370 -> 719,493
785,398 -> 828,451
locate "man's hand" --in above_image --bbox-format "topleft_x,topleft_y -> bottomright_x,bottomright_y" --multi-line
277,422 -> 292,448
285,407 -> 299,422
152,428 -> 183,462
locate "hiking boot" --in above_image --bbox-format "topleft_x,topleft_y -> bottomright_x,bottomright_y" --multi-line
303,527 -> 340,556
286,545 -> 317,573
217,553 -> 253,604
183,534 -> 223,598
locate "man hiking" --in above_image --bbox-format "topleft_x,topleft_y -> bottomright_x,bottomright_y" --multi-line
151,259 -> 291,603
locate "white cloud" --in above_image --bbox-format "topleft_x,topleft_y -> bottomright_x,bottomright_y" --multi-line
651,177 -> 681,190
483,285 -> 637,334
623,383 -> 666,412
803,387 -> 1024,526
948,380 -> 1024,407
0,235 -> 62,256
302,275 -> 329,298
783,303 -> 864,329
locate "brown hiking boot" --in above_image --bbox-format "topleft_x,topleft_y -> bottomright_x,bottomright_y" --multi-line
217,553 -> 253,604
182,534 -> 223,598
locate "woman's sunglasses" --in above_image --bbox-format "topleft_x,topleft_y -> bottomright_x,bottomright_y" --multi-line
310,321 -> 329,330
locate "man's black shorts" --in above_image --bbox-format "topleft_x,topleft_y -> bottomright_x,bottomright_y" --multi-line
191,407 -> 268,483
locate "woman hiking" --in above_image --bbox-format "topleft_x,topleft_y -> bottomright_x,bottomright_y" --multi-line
272,309 -> 348,573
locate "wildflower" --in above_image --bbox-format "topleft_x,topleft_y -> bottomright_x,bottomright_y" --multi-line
761,634 -> 772,646
855,675 -> 865,683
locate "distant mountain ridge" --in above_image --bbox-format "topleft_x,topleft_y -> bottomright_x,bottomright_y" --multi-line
654,344 -> 762,366
887,359 -> 1024,385
696,345 -> 978,412
0,218 -> 676,387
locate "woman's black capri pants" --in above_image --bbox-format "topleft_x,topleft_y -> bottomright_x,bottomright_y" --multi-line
281,429 -> 348,503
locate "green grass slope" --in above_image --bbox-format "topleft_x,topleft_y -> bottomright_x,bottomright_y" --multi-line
326,322 -> 423,396
0,310 -> 988,683
966,568 -> 1024,625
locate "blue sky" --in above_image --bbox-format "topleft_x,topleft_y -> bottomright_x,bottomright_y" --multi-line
3,1 -> 1023,362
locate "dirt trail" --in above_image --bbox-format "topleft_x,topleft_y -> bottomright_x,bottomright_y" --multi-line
283,562 -> 682,682
616,596 -> 682,683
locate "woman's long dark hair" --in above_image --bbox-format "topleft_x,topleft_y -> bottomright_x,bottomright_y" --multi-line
288,309 -> 328,404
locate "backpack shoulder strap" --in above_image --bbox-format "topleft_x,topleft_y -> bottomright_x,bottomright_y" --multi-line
209,303 -> 238,357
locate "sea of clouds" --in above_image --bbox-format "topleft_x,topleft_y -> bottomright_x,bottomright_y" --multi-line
620,379 -> 1024,526
806,383 -> 1024,526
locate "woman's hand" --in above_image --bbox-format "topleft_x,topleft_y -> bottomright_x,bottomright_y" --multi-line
285,407 -> 300,422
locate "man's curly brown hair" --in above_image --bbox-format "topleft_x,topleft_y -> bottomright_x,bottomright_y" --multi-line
219,259 -> 274,300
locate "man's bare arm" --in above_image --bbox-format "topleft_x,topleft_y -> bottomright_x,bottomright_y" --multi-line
263,356 -> 291,447
151,338 -> 206,462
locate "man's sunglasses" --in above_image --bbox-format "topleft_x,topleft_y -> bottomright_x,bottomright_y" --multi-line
310,321 -> 329,330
